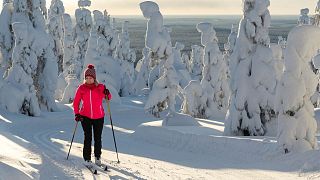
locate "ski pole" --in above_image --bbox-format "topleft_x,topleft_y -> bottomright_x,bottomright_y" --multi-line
105,97 -> 120,164
66,121 -> 79,160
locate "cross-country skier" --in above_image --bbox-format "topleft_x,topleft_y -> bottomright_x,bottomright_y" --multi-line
73,64 -> 112,167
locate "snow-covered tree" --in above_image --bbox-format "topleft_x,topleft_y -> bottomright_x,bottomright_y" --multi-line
276,25 -> 320,153
270,43 -> 284,82
141,1 -> 183,120
132,47 -> 152,95
172,42 -> 191,88
298,8 -> 310,26
0,0 -> 14,76
224,0 -> 277,136
117,21 -> 135,62
181,52 -> 190,70
314,0 -> 320,26
73,0 -> 92,79
116,20 -> 136,96
0,22 -> 40,116
48,0 -> 65,74
189,45 -> 204,79
197,22 -> 230,118
181,80 -> 205,118
14,0 -> 58,112
227,24 -> 237,54
62,13 -> 74,73
83,10 -> 121,102
56,13 -> 73,101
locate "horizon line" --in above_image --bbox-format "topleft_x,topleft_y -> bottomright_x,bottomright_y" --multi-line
69,14 -> 299,17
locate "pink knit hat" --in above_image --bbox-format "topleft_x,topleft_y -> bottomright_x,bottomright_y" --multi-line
84,64 -> 96,79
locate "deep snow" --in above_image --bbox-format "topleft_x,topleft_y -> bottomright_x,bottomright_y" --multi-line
1,96 -> 320,179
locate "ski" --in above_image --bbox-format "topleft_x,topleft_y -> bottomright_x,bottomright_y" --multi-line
84,164 -> 98,174
93,163 -> 109,172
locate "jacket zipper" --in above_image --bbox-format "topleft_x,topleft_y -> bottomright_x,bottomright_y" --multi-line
90,89 -> 93,119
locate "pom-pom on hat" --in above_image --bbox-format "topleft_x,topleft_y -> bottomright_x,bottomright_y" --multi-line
84,64 -> 96,79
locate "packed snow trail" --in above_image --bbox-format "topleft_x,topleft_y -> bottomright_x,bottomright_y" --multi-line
0,97 -> 319,179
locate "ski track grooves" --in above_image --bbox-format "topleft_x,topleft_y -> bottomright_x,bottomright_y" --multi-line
33,128 -> 100,179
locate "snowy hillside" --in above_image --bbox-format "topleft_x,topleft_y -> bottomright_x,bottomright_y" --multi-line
2,0 -> 320,179
1,97 -> 320,179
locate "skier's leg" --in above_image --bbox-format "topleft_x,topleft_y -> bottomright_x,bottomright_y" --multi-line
81,117 -> 93,161
93,117 -> 104,159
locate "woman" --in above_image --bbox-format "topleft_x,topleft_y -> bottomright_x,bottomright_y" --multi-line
73,64 -> 112,166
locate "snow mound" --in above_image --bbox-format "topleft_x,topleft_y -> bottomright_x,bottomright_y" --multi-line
162,113 -> 201,126
133,120 -> 276,156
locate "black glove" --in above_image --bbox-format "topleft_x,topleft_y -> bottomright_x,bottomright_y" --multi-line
104,88 -> 110,96
75,114 -> 83,122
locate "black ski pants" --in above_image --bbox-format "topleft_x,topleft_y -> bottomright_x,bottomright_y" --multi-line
81,116 -> 104,161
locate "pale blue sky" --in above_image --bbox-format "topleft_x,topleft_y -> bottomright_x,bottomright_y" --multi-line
60,0 -> 317,15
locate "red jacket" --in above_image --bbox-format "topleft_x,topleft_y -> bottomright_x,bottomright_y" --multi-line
73,83 -> 112,119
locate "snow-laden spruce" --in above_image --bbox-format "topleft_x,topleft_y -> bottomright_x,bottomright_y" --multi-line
172,42 -> 191,88
140,1 -> 181,122
73,0 -> 92,79
276,25 -> 320,153
298,8 -> 310,26
14,0 -> 57,113
181,80 -> 205,118
0,22 -> 40,116
139,1 -> 173,91
48,0 -> 65,74
132,47 -> 151,95
54,13 -> 74,101
270,43 -> 284,82
116,21 -> 136,63
63,13 -> 74,74
224,0 -> 277,136
83,10 -> 121,102
117,21 -> 136,96
181,52 -> 190,71
226,24 -> 237,54
314,0 -> 320,26
197,22 -> 230,118
189,45 -> 204,80
0,0 -> 59,115
0,1 -> 14,76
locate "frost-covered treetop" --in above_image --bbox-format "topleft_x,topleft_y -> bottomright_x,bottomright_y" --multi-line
139,1 -> 159,19
75,8 -> 92,28
316,0 -> 320,13
300,8 -> 309,16
242,0 -> 271,46
243,0 -> 270,16
78,0 -> 91,8
93,10 -> 104,26
196,22 -> 218,46
3,0 -> 12,5
49,0 -> 65,18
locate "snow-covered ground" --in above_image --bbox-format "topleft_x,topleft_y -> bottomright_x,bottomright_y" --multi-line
1,96 -> 320,179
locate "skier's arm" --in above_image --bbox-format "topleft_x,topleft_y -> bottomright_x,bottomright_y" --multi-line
73,86 -> 82,114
